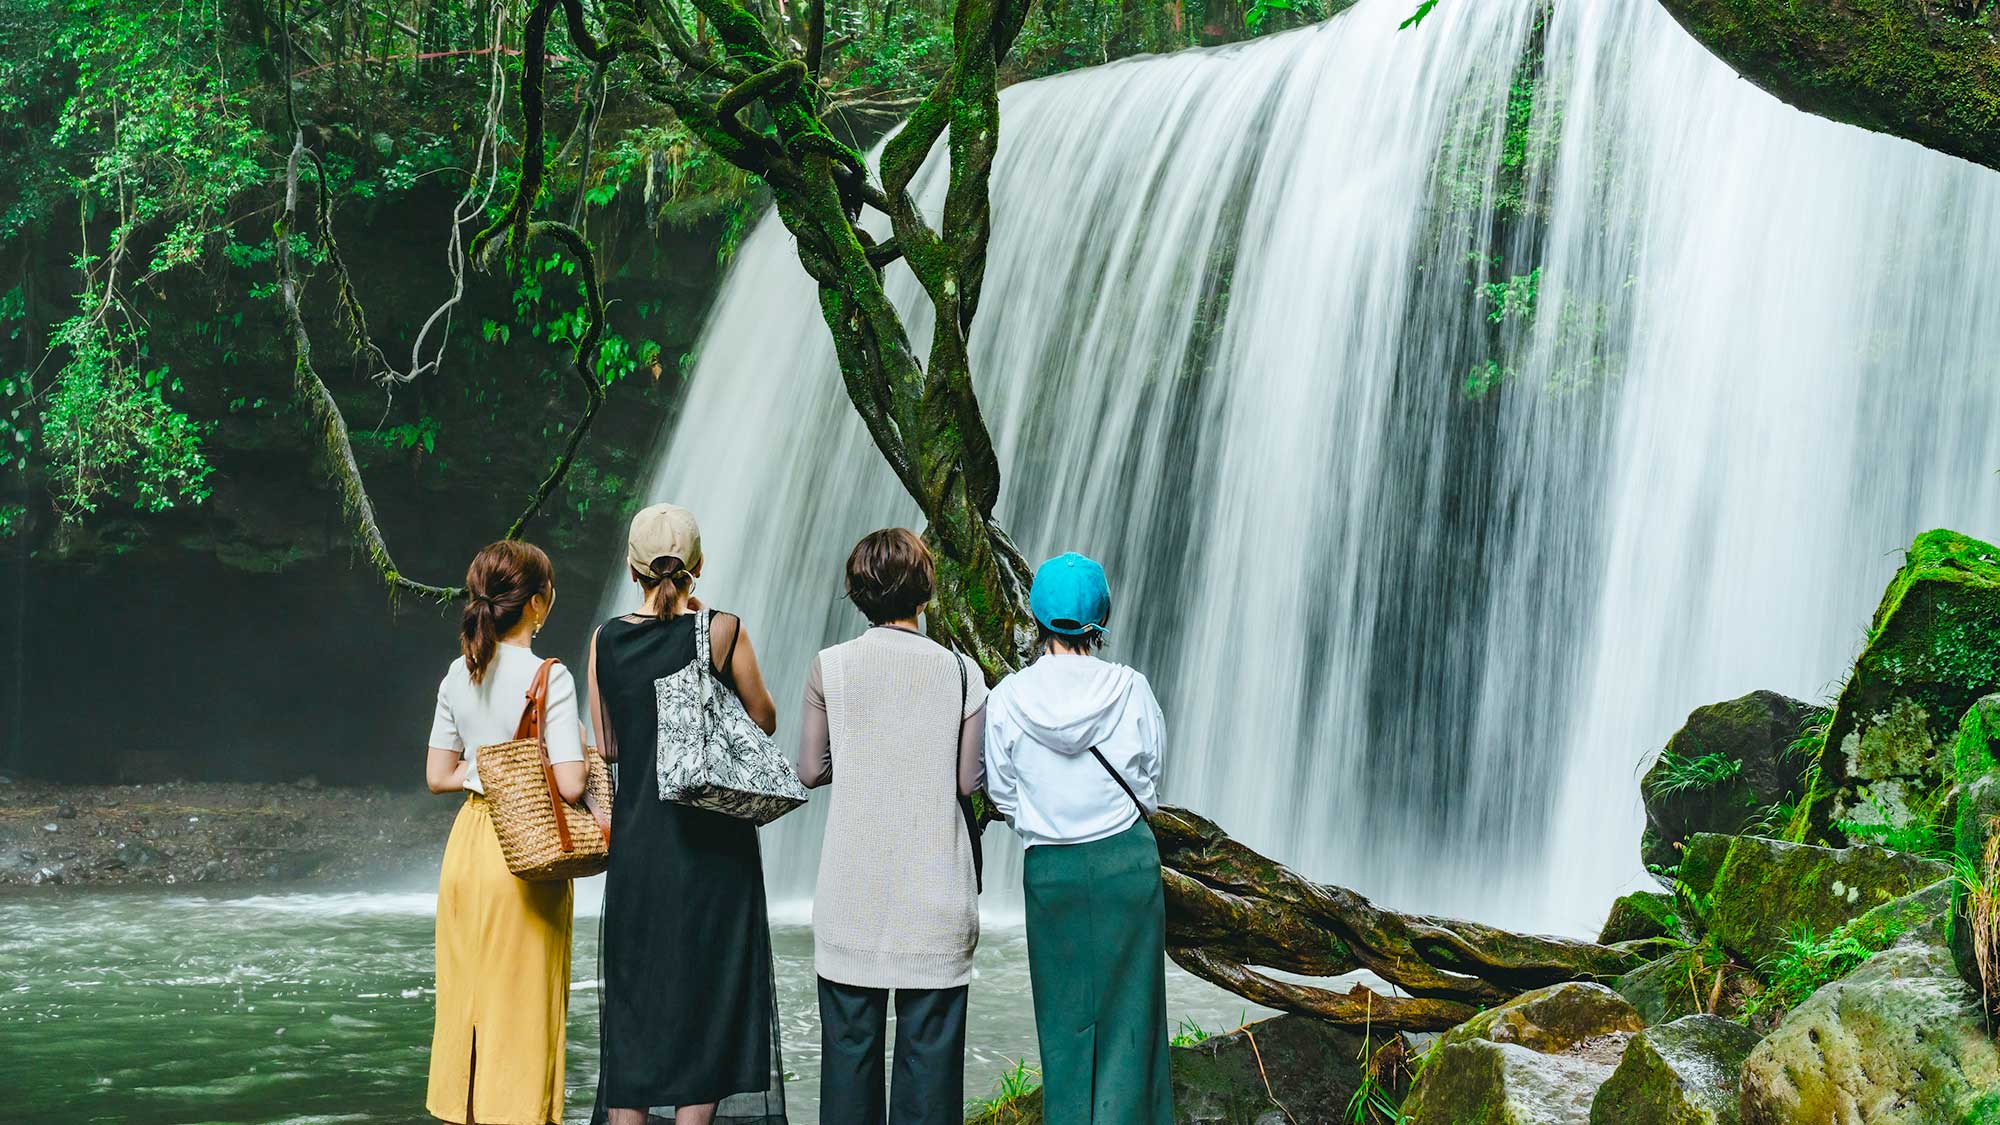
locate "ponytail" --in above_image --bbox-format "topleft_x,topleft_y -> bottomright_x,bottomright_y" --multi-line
633,553 -> 694,619
460,540 -> 555,682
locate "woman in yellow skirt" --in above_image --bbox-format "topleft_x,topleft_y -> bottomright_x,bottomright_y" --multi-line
424,540 -> 591,1124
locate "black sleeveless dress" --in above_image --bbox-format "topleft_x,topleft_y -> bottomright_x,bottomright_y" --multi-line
590,612 -> 787,1124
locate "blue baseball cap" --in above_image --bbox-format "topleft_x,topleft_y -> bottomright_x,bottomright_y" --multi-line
1030,552 -> 1111,636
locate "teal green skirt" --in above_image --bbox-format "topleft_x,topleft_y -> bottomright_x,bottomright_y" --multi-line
1022,818 -> 1174,1124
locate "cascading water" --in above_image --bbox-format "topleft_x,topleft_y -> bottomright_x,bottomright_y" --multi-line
608,0 -> 2000,934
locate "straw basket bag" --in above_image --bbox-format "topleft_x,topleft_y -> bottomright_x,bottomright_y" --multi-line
477,657 -> 614,880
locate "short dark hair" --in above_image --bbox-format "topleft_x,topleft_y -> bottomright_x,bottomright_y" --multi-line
1038,625 -> 1105,654
846,528 -> 936,624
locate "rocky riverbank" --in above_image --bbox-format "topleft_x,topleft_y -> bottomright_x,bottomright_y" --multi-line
0,778 -> 456,887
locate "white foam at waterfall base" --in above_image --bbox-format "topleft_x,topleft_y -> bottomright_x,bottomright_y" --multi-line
603,0 -> 2000,935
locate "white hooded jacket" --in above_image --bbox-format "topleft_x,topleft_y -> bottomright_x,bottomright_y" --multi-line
983,653 -> 1165,848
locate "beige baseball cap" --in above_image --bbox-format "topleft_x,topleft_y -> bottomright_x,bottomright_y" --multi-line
627,503 -> 701,579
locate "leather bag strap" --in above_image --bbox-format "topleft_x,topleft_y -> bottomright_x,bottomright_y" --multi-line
1090,746 -> 1147,819
516,658 -> 575,854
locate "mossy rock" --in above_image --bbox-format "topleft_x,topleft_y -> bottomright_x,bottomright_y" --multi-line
1845,878 -> 1953,952
1407,984 -> 1638,1125
1588,1015 -> 1760,1125
1616,948 -> 1761,1027
1641,691 -> 1818,871
1821,530 -> 2000,839
1952,767 -> 2000,1005
1739,939 -> 2000,1125
1438,981 -> 1644,1054
1406,1039 -> 1620,1125
1677,833 -> 1947,968
1954,695 -> 2000,781
1601,891 -> 1681,946
1172,1014 -> 1383,1123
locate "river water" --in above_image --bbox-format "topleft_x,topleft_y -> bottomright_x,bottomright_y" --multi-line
0,886 -> 1266,1123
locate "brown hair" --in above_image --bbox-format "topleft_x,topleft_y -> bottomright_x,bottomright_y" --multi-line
632,554 -> 695,619
461,540 -> 554,683
845,528 -> 936,625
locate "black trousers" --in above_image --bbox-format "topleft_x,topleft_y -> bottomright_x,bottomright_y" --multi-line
816,976 -> 968,1125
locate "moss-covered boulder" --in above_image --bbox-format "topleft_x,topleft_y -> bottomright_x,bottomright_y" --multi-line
1821,530 -> 2000,843
1739,939 -> 2000,1125
1437,981 -> 1644,1054
1954,695 -> 2000,780
1171,1014 -> 1385,1123
1677,833 -> 1947,967
1406,1040 -> 1622,1125
964,1013 -> 1381,1125
1601,891 -> 1681,946
1404,983 -> 1641,1125
1617,948 -> 1761,1027
1588,1015 -> 1760,1125
1642,691 -> 1819,871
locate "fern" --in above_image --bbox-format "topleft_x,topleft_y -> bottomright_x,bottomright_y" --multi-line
1651,750 -> 1744,797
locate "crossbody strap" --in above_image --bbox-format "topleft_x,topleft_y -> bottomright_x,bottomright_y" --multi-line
515,657 -> 575,854
1090,746 -> 1147,819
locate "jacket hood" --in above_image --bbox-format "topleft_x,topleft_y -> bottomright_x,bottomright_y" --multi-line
996,655 -> 1139,755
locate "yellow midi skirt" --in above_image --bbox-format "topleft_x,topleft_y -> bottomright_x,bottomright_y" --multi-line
427,795 -> 574,1125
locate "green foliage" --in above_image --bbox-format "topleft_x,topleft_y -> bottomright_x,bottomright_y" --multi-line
1478,267 -> 1540,325
964,1056 -> 1041,1116
1833,787 -> 1950,859
1346,1035 -> 1413,1125
1247,0 -> 1334,34
1650,750 -> 1745,798
1169,1015 -> 1214,1047
36,302 -> 211,518
1744,918 -> 1899,1022
1399,0 -> 1440,31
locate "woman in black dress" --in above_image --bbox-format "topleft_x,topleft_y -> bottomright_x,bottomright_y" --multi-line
589,503 -> 786,1125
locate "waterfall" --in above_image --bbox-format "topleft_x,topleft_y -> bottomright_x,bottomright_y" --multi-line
608,0 -> 2000,934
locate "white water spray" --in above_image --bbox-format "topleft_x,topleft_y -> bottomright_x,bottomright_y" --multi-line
609,0 -> 2000,933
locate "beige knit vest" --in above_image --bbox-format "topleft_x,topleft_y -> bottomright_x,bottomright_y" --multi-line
812,628 -> 980,989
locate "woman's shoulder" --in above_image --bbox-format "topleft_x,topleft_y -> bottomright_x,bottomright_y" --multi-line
437,654 -> 471,691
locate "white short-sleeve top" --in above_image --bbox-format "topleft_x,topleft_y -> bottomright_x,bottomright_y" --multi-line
427,643 -> 585,794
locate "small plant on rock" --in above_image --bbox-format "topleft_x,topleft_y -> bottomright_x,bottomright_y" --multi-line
965,1058 -> 1041,1120
1346,1034 -> 1413,1125
1651,750 -> 1744,797
1953,820 -> 2000,1024
1743,913 -> 1907,1025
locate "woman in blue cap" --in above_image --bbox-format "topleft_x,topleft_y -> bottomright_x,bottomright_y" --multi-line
983,551 -> 1173,1124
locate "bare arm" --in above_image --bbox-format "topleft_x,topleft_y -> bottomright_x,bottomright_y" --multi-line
957,705 -> 986,796
587,625 -> 617,763
550,760 -> 588,803
715,614 -> 779,735
797,656 -> 831,788
426,748 -> 469,794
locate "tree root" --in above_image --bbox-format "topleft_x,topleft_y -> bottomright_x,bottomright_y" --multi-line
1156,805 -> 1647,1030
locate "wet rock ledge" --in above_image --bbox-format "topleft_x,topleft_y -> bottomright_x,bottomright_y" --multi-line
0,778 -> 456,887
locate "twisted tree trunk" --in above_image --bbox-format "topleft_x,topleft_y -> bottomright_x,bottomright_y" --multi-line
1156,806 -> 1648,1030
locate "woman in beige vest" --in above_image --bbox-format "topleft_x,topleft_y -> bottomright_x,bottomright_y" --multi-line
796,528 -> 987,1125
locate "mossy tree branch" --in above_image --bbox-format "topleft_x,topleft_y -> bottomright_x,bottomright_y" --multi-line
275,0 -> 612,599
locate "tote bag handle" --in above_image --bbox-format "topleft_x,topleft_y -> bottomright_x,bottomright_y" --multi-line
514,657 -> 576,855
